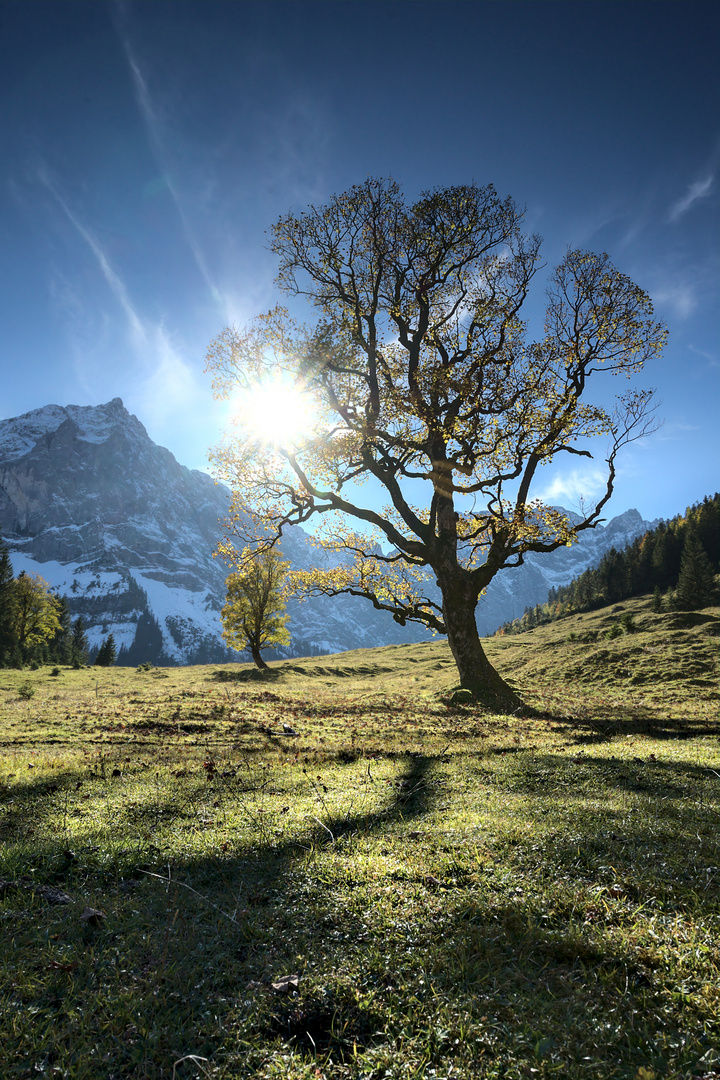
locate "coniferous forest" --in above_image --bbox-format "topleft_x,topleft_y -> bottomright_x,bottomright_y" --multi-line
495,493 -> 720,636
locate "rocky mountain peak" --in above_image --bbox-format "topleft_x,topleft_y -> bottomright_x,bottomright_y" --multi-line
0,397 -> 148,462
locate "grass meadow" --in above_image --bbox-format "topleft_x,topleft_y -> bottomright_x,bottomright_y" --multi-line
0,594 -> 718,1080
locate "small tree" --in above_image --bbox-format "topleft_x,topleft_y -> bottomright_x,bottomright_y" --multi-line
207,178 -> 666,707
11,572 -> 62,662
95,633 -> 117,667
221,551 -> 290,669
673,532 -> 716,610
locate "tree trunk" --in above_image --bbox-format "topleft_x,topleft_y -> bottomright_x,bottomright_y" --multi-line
250,643 -> 268,669
441,580 -> 523,712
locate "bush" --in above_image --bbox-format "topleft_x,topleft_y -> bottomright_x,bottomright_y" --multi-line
605,623 -> 623,640
17,681 -> 36,700
619,612 -> 637,634
136,661 -> 154,672
50,666 -> 62,677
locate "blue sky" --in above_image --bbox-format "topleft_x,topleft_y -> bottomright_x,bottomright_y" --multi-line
1,0 -> 718,523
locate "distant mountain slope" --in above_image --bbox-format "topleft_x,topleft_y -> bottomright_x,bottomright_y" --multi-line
495,492 -> 719,635
0,399 -> 428,661
0,399 -> 658,662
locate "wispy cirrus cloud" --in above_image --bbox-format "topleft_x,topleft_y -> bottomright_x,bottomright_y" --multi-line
39,168 -> 147,344
688,344 -> 719,369
112,10 -> 226,313
668,174 -> 714,222
38,167 -> 203,438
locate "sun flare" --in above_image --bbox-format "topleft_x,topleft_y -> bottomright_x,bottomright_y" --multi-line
235,377 -> 317,448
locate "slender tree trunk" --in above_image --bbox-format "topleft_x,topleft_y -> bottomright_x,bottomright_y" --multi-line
250,643 -> 268,669
441,578 -> 523,711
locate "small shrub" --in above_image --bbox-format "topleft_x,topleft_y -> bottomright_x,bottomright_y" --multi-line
567,631 -> 577,642
29,659 -> 40,671
50,667 -> 62,677
136,661 -> 154,672
17,681 -> 36,700
72,658 -> 83,670
605,623 -> 623,640
619,612 -> 637,634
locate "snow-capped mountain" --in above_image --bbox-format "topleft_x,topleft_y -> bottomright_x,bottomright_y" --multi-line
0,399 -> 428,662
0,399 -> 657,662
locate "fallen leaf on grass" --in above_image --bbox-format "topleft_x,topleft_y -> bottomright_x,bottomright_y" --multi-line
48,959 -> 78,973
80,907 -> 106,925
271,974 -> 300,994
423,875 -> 445,889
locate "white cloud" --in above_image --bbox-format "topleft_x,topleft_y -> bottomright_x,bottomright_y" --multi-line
535,467 -> 608,509
668,175 -> 714,222
651,280 -> 698,320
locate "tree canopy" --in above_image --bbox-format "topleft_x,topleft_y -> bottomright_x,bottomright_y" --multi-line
206,179 -> 666,706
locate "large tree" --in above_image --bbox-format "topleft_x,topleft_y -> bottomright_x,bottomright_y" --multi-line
207,179 -> 666,708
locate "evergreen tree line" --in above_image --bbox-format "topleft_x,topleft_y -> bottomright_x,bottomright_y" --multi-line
494,494 -> 719,637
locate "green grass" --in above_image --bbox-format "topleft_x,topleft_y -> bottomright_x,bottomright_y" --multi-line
0,594 -> 718,1079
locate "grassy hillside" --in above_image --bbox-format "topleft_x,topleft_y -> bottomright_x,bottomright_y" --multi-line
0,595 -> 718,1079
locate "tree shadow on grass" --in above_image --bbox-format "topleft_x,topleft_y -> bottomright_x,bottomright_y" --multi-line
212,667 -> 284,684
0,750 -> 442,1077
2,744 -> 719,1078
546,709 -> 719,744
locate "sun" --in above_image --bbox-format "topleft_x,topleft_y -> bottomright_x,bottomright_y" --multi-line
235,376 -> 317,448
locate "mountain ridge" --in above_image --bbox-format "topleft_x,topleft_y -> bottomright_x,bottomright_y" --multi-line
0,399 -> 658,663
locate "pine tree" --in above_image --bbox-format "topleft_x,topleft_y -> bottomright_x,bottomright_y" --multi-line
71,616 -> 89,667
48,596 -> 73,665
651,525 -> 674,589
692,494 -> 720,568
95,633 -> 117,667
118,613 -> 166,666
0,535 -> 18,666
652,585 -> 663,613
673,532 -> 716,610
